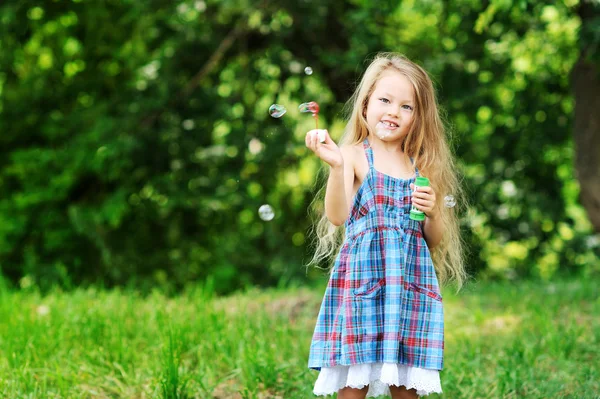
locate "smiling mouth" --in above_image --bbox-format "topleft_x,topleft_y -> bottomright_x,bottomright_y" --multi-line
377,121 -> 398,129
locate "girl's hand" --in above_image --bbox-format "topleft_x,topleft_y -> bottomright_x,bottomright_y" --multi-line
410,183 -> 438,219
305,129 -> 343,168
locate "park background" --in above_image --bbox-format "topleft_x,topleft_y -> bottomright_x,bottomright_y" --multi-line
1,0 -> 599,398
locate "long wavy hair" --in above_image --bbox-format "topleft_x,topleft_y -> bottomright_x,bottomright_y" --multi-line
307,52 -> 467,288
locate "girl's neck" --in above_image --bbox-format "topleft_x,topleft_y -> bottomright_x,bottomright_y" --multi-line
367,134 -> 414,179
368,134 -> 406,154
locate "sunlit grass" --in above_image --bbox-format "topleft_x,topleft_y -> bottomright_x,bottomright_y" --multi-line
0,278 -> 598,398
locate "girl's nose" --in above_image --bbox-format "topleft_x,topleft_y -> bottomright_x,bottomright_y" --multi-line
387,107 -> 400,117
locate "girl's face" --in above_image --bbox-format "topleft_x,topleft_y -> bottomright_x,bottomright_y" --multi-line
365,69 -> 415,142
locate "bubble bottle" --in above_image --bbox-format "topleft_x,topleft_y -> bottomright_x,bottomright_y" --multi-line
409,176 -> 430,221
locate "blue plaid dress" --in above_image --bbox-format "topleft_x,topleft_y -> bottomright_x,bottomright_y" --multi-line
308,139 -> 444,372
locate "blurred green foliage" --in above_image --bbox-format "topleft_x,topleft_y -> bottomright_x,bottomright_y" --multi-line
0,0 -> 598,294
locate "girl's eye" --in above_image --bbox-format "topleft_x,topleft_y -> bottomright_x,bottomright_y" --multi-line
402,105 -> 414,111
379,98 -> 390,104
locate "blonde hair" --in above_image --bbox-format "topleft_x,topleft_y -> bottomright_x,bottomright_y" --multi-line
308,52 -> 467,289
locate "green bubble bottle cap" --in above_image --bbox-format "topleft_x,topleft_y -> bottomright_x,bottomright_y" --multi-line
414,177 -> 430,187
409,176 -> 430,221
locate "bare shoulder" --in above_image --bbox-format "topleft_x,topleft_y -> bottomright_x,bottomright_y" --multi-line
340,143 -> 368,182
339,144 -> 357,163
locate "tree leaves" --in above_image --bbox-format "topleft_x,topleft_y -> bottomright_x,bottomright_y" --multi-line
0,0 -> 597,293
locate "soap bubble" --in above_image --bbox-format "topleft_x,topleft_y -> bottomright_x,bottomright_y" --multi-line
299,101 -> 319,114
444,195 -> 456,208
269,104 -> 286,118
304,66 -> 313,75
258,204 -> 275,221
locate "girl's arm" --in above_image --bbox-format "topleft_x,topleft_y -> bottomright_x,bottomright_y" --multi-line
423,212 -> 444,248
324,146 -> 356,226
411,184 -> 444,248
305,130 -> 355,226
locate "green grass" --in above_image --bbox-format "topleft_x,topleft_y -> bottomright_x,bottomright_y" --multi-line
0,277 -> 598,398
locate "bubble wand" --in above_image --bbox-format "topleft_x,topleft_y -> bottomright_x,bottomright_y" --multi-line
299,101 -> 325,142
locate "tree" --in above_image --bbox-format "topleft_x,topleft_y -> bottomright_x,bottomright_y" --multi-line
572,0 -> 600,232
0,0 -> 597,294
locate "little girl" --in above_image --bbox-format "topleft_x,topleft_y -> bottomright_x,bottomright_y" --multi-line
305,53 -> 467,398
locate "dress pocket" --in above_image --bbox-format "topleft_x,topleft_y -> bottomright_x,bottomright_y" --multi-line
351,278 -> 385,339
406,282 -> 442,301
353,278 -> 385,298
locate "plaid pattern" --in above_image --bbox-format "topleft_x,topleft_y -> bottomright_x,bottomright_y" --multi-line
308,139 -> 444,371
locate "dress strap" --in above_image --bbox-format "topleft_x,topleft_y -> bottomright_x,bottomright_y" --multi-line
410,157 -> 420,177
363,139 -> 374,167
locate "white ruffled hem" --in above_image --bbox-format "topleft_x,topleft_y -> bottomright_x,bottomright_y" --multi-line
313,362 -> 442,397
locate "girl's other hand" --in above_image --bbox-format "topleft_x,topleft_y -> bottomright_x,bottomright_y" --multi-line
410,183 -> 438,219
305,129 -> 343,168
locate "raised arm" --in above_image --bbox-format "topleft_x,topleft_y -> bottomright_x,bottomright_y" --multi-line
305,130 -> 356,226
324,146 -> 356,226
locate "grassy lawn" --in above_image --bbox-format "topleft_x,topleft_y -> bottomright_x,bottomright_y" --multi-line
1,277 -> 598,398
